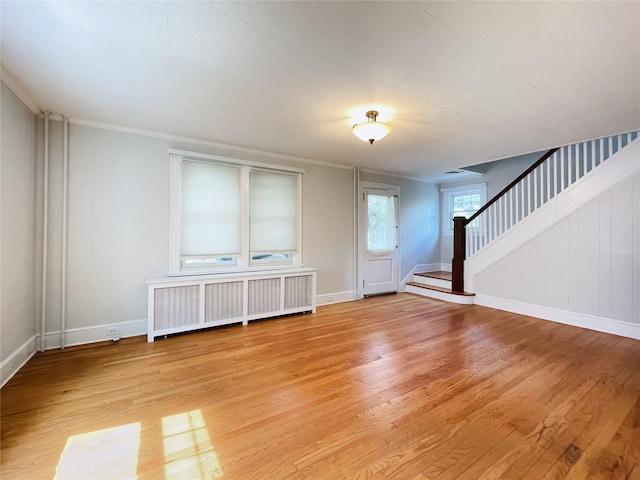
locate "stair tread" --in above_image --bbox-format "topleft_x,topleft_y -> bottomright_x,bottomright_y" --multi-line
415,271 -> 452,281
406,281 -> 475,296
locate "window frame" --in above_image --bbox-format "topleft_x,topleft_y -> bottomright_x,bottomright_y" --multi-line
169,150 -> 303,276
440,183 -> 487,235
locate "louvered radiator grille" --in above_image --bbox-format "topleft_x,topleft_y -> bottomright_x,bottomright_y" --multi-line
248,278 -> 281,315
154,285 -> 200,330
205,281 -> 243,322
285,275 -> 313,309
147,269 -> 316,341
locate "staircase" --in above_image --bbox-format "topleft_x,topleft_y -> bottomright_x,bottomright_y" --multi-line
407,130 -> 639,304
406,271 -> 475,304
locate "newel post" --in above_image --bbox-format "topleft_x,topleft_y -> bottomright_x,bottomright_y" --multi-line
452,216 -> 466,293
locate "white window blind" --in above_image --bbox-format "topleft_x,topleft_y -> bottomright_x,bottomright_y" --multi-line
250,170 -> 298,254
367,194 -> 397,253
180,161 -> 241,257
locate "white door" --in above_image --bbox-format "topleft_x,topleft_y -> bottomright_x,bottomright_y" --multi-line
360,185 -> 400,296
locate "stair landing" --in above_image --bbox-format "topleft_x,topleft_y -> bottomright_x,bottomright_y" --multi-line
406,271 -> 475,304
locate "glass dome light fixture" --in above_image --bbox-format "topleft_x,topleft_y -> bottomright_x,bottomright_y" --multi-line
352,110 -> 392,144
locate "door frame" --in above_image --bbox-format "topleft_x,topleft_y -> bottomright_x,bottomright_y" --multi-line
357,181 -> 401,299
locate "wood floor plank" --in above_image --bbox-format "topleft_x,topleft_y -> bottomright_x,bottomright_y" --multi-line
1,293 -> 639,480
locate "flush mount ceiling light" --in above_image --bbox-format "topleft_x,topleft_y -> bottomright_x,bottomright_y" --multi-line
352,110 -> 392,144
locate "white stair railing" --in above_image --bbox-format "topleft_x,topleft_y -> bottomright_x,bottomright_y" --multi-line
464,131 -> 639,259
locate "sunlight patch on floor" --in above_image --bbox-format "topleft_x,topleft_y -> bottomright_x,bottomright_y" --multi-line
162,409 -> 223,479
54,423 -> 140,480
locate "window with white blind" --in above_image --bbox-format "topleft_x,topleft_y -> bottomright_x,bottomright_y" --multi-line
169,151 -> 302,274
249,170 -> 298,265
440,183 -> 486,234
180,161 -> 241,269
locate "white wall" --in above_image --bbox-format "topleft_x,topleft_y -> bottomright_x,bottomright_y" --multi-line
1,81 -> 38,383
38,120 -> 444,345
359,170 -> 440,281
475,170 -> 640,330
38,122 -> 357,345
301,162 -> 355,295
63,126 -> 170,332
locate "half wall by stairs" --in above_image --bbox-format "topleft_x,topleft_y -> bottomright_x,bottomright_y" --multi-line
467,133 -> 640,290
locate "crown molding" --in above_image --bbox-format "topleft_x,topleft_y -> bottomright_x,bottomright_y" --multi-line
0,67 -> 40,115
0,72 -> 353,173
359,167 -> 436,184
67,117 -> 354,171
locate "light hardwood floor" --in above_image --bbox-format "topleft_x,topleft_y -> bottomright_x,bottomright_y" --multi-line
2,293 -> 639,479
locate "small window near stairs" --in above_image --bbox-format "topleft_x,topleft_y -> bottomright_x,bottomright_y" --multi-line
441,183 -> 486,235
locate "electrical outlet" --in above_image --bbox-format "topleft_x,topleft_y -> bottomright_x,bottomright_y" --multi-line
107,327 -> 121,341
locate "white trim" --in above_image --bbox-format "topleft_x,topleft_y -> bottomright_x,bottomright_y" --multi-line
170,156 -> 303,275
40,112 -> 50,351
147,268 -> 316,341
555,140 -> 640,219
148,267 -> 317,285
0,68 -> 40,114
359,167 -> 437,184
353,167 -> 359,297
169,149 -> 305,174
42,319 -> 147,350
358,181 -> 400,191
440,182 -> 487,235
440,263 -> 452,272
316,290 -> 357,306
1,336 -> 38,388
475,295 -> 640,340
169,154 -> 182,274
412,275 -> 451,289
406,284 -> 475,304
440,182 -> 488,195
358,181 -> 402,298
400,263 -> 441,290
68,117 -> 354,171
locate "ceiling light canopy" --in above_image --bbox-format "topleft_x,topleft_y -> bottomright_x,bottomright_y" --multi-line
352,110 -> 392,144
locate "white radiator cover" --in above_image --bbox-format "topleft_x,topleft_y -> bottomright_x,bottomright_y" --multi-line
147,268 -> 317,342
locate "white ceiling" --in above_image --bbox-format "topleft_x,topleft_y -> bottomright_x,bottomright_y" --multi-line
2,1 -> 639,180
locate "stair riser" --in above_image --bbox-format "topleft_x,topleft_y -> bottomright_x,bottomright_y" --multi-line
406,285 -> 475,305
413,276 -> 451,289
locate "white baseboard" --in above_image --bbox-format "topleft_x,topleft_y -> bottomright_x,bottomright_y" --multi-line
1,335 -> 38,388
475,295 -> 640,340
316,290 -> 357,306
44,319 -> 148,350
440,263 -> 452,272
